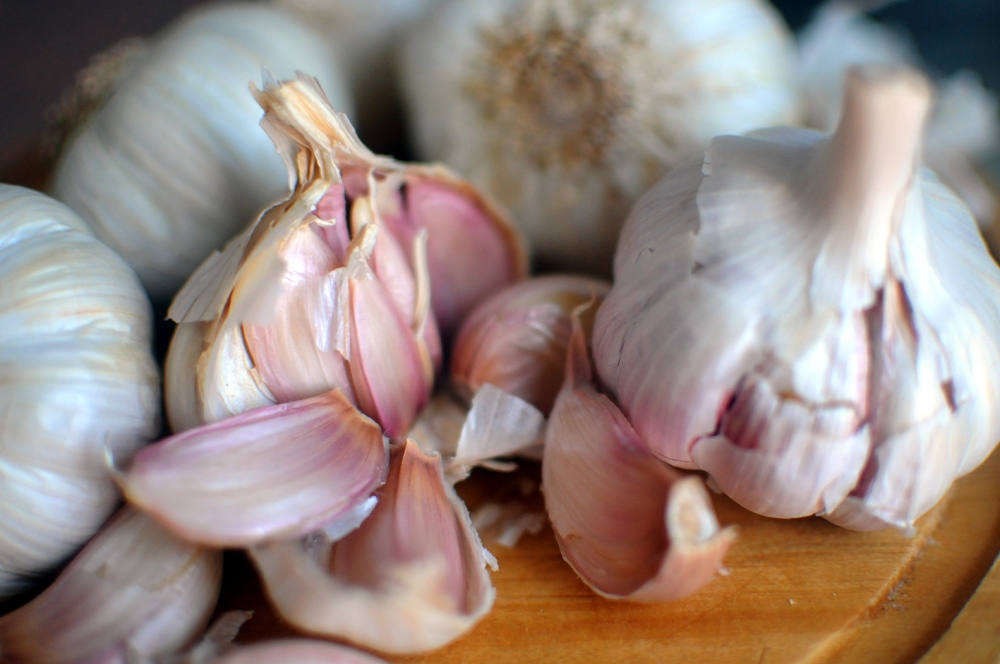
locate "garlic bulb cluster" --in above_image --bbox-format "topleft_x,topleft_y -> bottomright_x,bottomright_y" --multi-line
165,73 -> 524,435
594,65 -> 1000,531
0,507 -> 222,663
0,185 -> 159,599
797,2 -> 999,226
400,0 -> 801,272
50,3 -> 354,302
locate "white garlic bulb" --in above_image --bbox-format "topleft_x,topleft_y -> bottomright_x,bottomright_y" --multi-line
50,3 -> 354,302
594,66 -> 1000,531
400,0 -> 801,272
0,185 -> 160,598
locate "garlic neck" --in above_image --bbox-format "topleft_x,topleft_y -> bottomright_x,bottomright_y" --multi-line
810,66 -> 932,310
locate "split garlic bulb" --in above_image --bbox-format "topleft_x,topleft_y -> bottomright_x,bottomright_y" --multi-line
50,3 -> 353,302
594,66 -> 1000,531
400,0 -> 801,272
0,186 -> 160,598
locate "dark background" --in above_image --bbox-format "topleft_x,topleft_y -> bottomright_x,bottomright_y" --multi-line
1,0 -> 999,166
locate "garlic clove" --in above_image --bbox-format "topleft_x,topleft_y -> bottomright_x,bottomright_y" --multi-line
121,390 -> 388,547
249,440 -> 495,654
452,275 -> 611,414
409,384 -> 545,483
544,312 -> 733,601
0,507 -> 221,664
213,639 -> 389,664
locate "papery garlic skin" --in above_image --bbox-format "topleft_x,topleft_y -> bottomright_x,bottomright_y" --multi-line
215,639 -> 389,664
50,3 -> 353,302
166,73 -> 524,434
0,507 -> 222,664
544,310 -> 733,601
400,0 -> 801,272
594,66 -> 1000,530
250,440 -> 495,654
0,186 -> 160,599
452,275 -> 610,414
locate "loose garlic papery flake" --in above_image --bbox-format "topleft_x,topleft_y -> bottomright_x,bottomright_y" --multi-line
0,186 -> 160,599
165,73 -> 524,435
49,3 -> 353,302
120,390 -> 388,547
594,65 -> 1000,530
250,440 -> 496,655
544,310 -> 734,600
0,507 -> 222,664
400,0 -> 801,273
452,274 -> 611,415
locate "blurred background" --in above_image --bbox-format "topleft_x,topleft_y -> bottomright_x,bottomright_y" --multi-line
1,0 -> 998,167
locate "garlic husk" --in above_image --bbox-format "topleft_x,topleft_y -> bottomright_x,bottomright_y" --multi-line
409,384 -> 545,482
166,73 -> 525,433
594,65 -> 1000,529
250,440 -> 495,654
121,390 -> 388,547
400,0 -> 801,272
0,185 -> 160,598
544,310 -> 733,601
0,507 -> 222,664
797,2 -> 999,226
214,639 -> 389,664
452,275 -> 610,414
49,3 -> 354,302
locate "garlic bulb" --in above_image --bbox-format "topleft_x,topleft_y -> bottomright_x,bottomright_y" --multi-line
0,185 -> 159,598
250,440 -> 496,654
214,640 -> 389,664
594,65 -> 1000,530
0,507 -> 222,664
165,73 -> 524,434
400,0 -> 801,272
544,310 -> 733,600
452,275 -> 610,414
50,3 -> 353,302
798,2 -> 999,226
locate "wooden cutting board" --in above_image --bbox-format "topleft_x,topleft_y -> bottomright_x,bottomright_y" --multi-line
5,146 -> 1000,664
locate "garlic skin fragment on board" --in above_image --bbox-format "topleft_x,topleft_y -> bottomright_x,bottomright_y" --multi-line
213,639 -> 389,664
0,185 -> 160,599
594,65 -> 1000,530
797,1 -> 999,226
400,0 -> 801,272
49,3 -> 354,302
545,312 -> 733,601
121,390 -> 388,547
249,440 -> 496,655
166,73 -> 525,433
0,507 -> 222,664
452,274 -> 610,415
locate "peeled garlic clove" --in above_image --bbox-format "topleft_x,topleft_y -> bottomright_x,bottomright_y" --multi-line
594,65 -> 1000,529
0,186 -> 160,599
409,384 -> 545,483
0,507 -> 222,663
544,313 -> 733,601
49,3 -> 354,302
250,440 -> 495,654
400,0 -> 801,272
122,390 -> 388,547
452,275 -> 610,414
215,639 -> 388,664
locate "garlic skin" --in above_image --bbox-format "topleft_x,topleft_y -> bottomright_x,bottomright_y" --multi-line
250,440 -> 496,654
594,66 -> 1000,530
0,507 -> 222,664
214,640 -> 389,664
400,0 -> 801,272
544,310 -> 733,601
0,186 -> 160,598
121,390 -> 388,547
50,3 -> 354,302
166,73 -> 524,434
452,275 -> 610,414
